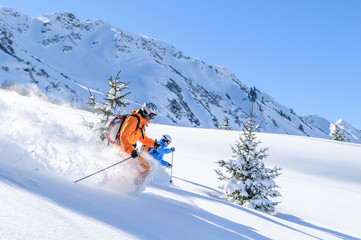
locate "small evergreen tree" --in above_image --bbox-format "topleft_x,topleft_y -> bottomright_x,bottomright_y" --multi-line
88,70 -> 130,140
330,125 -> 348,142
221,116 -> 232,130
215,106 -> 282,213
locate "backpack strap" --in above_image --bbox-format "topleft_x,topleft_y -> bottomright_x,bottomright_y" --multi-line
129,114 -> 145,139
129,114 -> 141,131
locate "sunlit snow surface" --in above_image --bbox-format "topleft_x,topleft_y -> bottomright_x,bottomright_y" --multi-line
1,89 -> 361,240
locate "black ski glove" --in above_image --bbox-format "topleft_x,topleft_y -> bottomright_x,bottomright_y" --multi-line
154,140 -> 161,149
166,162 -> 172,168
171,147 -> 175,152
131,149 -> 139,158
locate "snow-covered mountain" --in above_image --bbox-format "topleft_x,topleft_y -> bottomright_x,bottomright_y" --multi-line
1,7 -> 360,143
302,114 -> 361,143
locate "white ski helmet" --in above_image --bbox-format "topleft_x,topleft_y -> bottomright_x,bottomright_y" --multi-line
162,134 -> 172,142
141,102 -> 158,118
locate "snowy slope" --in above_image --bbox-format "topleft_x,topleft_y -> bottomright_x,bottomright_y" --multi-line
1,6 -> 360,143
1,89 -> 361,240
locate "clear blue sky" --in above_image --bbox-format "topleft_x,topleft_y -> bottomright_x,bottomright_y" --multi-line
2,0 -> 361,129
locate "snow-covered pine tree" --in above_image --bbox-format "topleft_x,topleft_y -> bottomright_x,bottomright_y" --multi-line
330,125 -> 348,142
221,116 -> 232,130
88,70 -> 130,140
215,106 -> 282,213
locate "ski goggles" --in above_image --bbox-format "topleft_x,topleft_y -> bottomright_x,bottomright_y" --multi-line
149,113 -> 157,119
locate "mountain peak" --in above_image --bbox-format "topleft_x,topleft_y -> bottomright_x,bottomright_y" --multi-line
0,6 -> 23,17
36,11 -> 82,32
336,118 -> 346,125
0,6 -> 31,29
335,118 -> 358,132
40,12 -> 80,24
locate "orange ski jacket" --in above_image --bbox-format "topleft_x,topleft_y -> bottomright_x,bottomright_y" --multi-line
117,109 -> 155,155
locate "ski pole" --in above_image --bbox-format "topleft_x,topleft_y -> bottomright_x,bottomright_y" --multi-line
74,156 -> 132,183
169,151 -> 174,183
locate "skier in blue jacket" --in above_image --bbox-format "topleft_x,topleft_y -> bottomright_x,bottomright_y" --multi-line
149,134 -> 175,167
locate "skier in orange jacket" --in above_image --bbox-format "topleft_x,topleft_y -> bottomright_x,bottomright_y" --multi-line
114,102 -> 160,176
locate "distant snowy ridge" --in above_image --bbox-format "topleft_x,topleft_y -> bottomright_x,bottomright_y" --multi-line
302,114 -> 361,143
0,6 -> 360,143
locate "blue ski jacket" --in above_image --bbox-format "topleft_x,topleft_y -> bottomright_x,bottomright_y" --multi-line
149,139 -> 172,166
